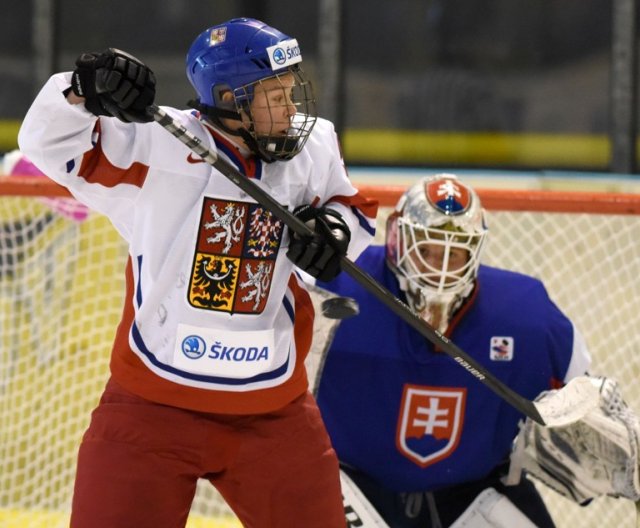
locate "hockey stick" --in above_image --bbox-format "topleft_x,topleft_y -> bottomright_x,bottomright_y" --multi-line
149,105 -> 546,425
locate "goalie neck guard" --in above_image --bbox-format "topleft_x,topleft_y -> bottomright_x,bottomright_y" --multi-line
185,18 -> 317,162
385,174 -> 488,333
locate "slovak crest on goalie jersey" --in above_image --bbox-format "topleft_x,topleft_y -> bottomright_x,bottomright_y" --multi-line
188,197 -> 284,314
396,384 -> 467,468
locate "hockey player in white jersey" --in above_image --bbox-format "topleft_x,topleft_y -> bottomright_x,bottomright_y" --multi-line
18,17 -> 377,528
316,175 -> 591,527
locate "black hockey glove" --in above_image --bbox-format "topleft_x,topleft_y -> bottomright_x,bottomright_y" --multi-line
286,205 -> 351,282
71,48 -> 156,123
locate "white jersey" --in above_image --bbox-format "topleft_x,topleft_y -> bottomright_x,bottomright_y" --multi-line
18,72 -> 378,414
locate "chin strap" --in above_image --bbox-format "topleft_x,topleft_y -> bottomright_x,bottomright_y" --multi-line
187,99 -> 241,125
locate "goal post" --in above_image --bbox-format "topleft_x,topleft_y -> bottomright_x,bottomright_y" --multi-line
1,176 -> 640,528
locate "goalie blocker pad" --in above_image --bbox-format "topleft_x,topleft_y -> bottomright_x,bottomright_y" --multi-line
506,376 -> 640,504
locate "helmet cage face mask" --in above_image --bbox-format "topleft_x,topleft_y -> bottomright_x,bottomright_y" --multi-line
385,175 -> 488,331
231,66 -> 317,161
395,219 -> 485,296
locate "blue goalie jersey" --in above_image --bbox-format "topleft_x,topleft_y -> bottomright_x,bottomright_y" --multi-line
316,245 -> 590,492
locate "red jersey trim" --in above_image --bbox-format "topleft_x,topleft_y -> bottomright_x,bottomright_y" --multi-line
78,123 -> 148,188
445,282 -> 480,338
550,377 -> 564,390
327,192 -> 379,221
288,273 -> 315,364
202,122 -> 260,178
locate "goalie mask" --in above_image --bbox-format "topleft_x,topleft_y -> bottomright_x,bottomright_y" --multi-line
186,18 -> 317,162
386,175 -> 488,333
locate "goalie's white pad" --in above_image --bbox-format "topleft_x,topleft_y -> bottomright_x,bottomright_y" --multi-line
450,487 -> 537,528
533,375 -> 600,428
506,376 -> 640,504
340,470 -> 390,527
305,284 -> 350,396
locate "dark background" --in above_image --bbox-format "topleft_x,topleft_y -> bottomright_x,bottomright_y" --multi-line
2,0 -> 631,170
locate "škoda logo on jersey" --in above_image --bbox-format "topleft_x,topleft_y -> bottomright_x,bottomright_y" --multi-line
188,197 -> 284,314
396,384 -> 466,467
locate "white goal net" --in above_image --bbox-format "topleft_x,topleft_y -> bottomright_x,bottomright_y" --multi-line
1,178 -> 639,528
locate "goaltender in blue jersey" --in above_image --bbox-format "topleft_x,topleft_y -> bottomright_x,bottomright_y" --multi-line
316,174 -> 591,527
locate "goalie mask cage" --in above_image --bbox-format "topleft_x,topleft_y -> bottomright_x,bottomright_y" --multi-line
1,176 -> 640,528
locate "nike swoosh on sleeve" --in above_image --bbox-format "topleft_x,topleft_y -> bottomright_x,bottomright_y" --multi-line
187,153 -> 206,164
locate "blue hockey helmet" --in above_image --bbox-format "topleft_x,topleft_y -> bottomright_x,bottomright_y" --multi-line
185,18 -> 317,161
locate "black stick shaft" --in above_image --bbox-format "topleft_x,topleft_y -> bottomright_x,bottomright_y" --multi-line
149,105 -> 545,425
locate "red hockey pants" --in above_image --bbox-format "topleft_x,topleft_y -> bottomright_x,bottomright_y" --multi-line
70,378 -> 345,528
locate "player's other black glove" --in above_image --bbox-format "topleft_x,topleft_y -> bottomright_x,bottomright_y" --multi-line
71,48 -> 156,123
286,205 -> 351,282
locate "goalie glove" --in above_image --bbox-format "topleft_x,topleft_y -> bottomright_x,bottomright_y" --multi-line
286,205 -> 351,282
506,376 -> 640,505
71,48 -> 156,123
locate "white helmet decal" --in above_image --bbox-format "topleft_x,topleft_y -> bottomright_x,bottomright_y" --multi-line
266,39 -> 302,70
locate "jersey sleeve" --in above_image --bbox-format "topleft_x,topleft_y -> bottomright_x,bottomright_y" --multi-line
561,322 -> 591,382
17,72 -> 191,240
544,292 -> 592,384
301,119 -> 378,261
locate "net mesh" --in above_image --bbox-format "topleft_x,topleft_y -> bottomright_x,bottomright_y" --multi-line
483,209 -> 640,527
1,186 -> 640,527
